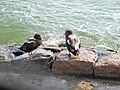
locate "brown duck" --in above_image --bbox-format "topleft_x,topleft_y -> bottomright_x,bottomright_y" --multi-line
19,33 -> 42,57
64,29 -> 81,57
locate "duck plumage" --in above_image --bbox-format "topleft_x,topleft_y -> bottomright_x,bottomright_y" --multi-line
19,33 -> 42,53
65,29 -> 81,56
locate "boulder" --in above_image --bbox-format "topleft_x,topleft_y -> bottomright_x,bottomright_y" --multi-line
94,53 -> 120,78
52,47 -> 97,75
14,48 -> 53,60
10,48 -> 54,73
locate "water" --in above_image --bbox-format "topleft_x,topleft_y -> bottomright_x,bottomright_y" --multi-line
0,0 -> 120,50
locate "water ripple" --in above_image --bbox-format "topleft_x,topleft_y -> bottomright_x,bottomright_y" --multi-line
0,0 -> 119,50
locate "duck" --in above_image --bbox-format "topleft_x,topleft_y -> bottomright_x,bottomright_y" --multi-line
64,29 -> 81,57
19,33 -> 42,58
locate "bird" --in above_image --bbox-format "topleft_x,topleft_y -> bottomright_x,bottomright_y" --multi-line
64,29 -> 81,57
19,33 -> 42,59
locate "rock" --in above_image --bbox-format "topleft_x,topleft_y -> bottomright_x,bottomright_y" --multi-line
94,53 -> 120,78
11,48 -> 54,70
7,44 -> 24,56
14,48 -> 53,61
96,47 -> 117,56
0,45 -> 15,62
73,80 -> 94,90
52,47 -> 97,75
41,46 -> 61,53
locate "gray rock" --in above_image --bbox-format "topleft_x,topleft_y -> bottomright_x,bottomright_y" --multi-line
14,48 -> 53,61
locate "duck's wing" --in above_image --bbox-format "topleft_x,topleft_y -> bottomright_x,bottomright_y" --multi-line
67,35 -> 80,50
19,38 -> 36,52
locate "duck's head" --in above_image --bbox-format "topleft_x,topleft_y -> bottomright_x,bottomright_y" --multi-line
64,29 -> 73,37
34,33 -> 42,40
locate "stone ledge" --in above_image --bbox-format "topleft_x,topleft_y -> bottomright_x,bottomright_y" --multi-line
52,48 -> 96,75
0,44 -> 120,79
94,53 -> 120,78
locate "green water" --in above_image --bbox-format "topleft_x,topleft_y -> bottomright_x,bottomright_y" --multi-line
0,0 -> 120,50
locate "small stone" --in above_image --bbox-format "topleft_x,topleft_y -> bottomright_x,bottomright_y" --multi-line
74,81 -> 94,90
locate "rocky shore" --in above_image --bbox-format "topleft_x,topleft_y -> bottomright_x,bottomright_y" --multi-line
0,44 -> 119,79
